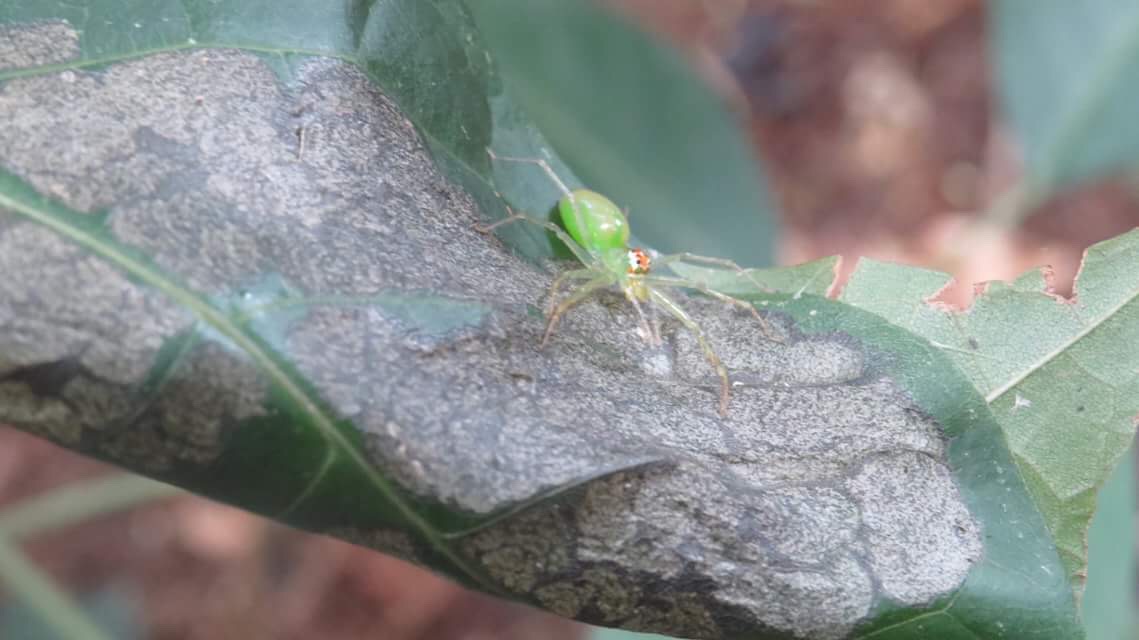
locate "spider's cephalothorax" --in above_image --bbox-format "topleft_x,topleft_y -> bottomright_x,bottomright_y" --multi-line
480,149 -> 780,417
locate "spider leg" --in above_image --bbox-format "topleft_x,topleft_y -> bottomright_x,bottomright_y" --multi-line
546,268 -> 600,314
485,150 -> 624,288
485,148 -> 603,263
487,148 -> 574,199
653,252 -> 771,293
649,289 -> 731,417
643,275 -> 782,343
474,202 -> 596,266
622,287 -> 661,346
542,274 -> 617,347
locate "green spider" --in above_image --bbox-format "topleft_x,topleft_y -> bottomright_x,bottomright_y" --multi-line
478,149 -> 777,416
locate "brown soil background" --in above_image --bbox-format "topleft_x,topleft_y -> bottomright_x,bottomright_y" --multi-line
3,2 -> 1137,638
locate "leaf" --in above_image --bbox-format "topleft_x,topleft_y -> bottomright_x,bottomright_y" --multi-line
842,230 -> 1139,593
0,1 -> 1081,638
469,0 -> 780,267
992,0 -> 1139,189
1082,450 -> 1135,640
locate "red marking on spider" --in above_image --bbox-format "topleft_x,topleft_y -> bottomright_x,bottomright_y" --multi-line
627,248 -> 651,275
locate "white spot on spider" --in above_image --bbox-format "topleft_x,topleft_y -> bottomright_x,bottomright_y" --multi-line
1013,394 -> 1031,411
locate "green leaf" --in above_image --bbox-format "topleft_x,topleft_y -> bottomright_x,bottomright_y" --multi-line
1082,449 -> 1135,640
842,229 -> 1139,593
0,1 -> 1081,638
469,0 -> 779,267
992,0 -> 1139,189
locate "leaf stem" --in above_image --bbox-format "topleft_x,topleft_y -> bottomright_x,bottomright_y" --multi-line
0,536 -> 114,640
0,475 -> 181,540
978,181 -> 1046,229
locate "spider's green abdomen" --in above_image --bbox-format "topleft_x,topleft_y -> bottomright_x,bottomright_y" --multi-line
558,189 -> 629,254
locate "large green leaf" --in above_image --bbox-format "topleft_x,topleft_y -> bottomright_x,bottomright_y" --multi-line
992,0 -> 1139,190
843,230 -> 1139,593
0,1 -> 1080,638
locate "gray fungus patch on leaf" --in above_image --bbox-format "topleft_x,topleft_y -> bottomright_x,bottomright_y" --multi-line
0,20 -> 79,72
0,48 -> 983,639
0,223 -> 200,452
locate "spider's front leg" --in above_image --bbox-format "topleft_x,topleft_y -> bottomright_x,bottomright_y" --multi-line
648,289 -> 732,417
544,268 -> 600,315
622,286 -> 662,346
645,273 -> 782,343
650,252 -> 782,341
652,252 -> 766,287
541,274 -> 618,347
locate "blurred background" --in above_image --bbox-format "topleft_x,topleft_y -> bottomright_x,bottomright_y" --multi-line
3,1 -> 1137,638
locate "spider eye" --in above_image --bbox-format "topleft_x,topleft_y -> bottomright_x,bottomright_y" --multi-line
626,249 -> 650,274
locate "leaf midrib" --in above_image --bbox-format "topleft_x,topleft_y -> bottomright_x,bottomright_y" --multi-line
0,185 -> 495,592
0,10 -> 509,586
984,283 -> 1139,404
